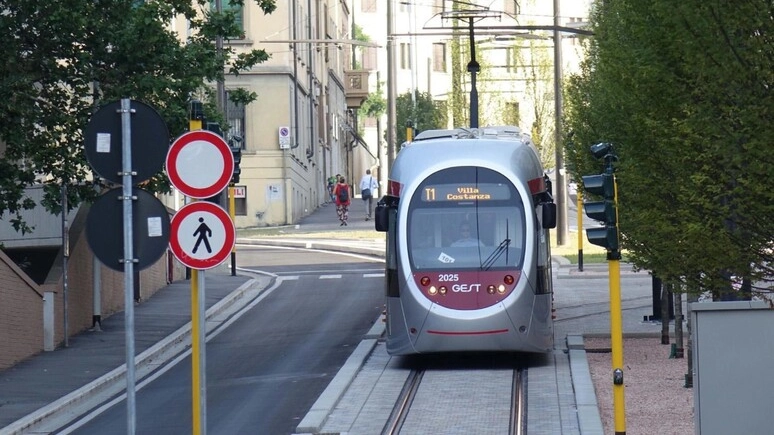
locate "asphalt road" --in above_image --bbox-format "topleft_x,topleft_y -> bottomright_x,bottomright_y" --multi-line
67,246 -> 384,434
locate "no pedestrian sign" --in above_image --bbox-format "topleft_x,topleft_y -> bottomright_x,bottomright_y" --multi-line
169,202 -> 235,270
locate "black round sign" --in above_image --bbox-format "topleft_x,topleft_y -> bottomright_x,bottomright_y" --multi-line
84,100 -> 169,184
86,187 -> 171,272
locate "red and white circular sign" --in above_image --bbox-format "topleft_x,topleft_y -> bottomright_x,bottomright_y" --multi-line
169,201 -> 235,270
166,130 -> 234,199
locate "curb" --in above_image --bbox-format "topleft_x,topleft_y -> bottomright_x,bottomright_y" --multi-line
567,335 -> 604,434
296,319 -> 385,433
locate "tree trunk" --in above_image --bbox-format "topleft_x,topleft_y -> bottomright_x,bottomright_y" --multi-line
673,288 -> 684,358
660,280 -> 670,344
684,284 -> 699,388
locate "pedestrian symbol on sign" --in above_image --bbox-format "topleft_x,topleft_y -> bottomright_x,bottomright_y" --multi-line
192,217 -> 212,254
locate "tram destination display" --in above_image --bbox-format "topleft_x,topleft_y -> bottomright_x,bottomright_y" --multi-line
421,183 -> 511,202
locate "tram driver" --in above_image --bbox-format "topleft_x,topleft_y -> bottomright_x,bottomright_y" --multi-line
451,222 -> 485,247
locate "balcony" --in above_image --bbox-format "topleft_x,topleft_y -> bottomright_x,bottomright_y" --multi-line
344,70 -> 369,109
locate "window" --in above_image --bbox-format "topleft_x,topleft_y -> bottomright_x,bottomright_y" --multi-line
210,1 -> 244,35
407,167 -> 526,271
362,46 -> 378,70
361,0 -> 377,13
505,102 -> 520,126
400,43 -> 411,69
503,0 -> 519,16
432,43 -> 446,72
225,91 -> 246,148
505,46 -> 517,73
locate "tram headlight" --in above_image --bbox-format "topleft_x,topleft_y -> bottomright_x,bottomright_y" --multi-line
504,275 -> 515,285
439,286 -> 448,295
487,285 -> 495,294
497,284 -> 506,294
420,276 -> 431,286
428,286 -> 438,295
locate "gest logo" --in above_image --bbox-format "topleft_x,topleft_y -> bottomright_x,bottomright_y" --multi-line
452,283 -> 481,293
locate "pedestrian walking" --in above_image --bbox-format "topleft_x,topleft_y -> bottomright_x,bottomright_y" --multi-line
333,176 -> 351,226
359,169 -> 379,221
326,174 -> 338,202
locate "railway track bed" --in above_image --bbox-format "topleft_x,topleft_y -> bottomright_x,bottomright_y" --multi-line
316,343 -> 565,435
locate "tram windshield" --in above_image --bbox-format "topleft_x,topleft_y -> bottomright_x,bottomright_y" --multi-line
407,167 -> 526,271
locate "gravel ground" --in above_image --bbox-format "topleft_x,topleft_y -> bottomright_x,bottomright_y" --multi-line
585,337 -> 694,435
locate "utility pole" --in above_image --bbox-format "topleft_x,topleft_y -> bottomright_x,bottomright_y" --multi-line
553,0 -> 568,245
386,0 -> 396,171
215,0 -> 228,214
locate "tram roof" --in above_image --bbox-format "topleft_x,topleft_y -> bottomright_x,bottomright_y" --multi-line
412,126 -> 528,143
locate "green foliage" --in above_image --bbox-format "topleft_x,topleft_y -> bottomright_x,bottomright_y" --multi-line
0,0 -> 275,234
396,91 -> 447,144
359,88 -> 386,119
353,24 -> 370,43
564,0 -> 774,296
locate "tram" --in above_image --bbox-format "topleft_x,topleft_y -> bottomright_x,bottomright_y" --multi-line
375,126 -> 557,355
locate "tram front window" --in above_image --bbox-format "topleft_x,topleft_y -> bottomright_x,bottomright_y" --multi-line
408,206 -> 525,270
406,167 -> 527,271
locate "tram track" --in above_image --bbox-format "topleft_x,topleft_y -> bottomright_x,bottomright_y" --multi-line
382,365 -> 526,435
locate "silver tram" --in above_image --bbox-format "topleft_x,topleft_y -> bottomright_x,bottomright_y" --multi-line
375,126 -> 557,355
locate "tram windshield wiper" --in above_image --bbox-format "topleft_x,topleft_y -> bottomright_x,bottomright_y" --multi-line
482,238 -> 511,271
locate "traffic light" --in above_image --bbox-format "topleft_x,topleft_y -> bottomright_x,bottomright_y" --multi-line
205,121 -> 223,137
582,143 -> 620,254
230,144 -> 241,184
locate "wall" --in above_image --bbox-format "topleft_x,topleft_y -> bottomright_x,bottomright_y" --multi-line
0,250 -> 44,370
0,204 -> 186,371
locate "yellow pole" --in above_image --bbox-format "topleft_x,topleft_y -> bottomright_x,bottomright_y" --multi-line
188,102 -> 204,435
406,125 -> 413,142
577,190 -> 584,271
610,173 -> 626,434
191,268 -> 202,435
229,185 -> 236,276
609,258 -> 625,434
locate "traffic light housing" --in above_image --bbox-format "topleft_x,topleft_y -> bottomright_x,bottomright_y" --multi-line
230,145 -> 241,184
582,144 -> 620,254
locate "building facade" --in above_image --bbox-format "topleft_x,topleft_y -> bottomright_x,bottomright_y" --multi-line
170,1 -> 370,227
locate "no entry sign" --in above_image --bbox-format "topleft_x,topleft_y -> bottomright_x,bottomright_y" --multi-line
166,130 -> 233,199
169,201 -> 235,270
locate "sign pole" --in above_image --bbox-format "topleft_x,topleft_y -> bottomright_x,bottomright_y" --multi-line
166,117 -> 236,435
188,103 -> 206,435
120,98 -> 137,434
191,266 -> 205,435
198,269 -> 207,432
229,185 -> 236,276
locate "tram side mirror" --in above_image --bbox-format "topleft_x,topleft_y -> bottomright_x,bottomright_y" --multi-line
542,203 -> 557,229
375,204 -> 388,232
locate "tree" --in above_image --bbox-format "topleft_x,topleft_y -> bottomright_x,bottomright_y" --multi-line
0,0 -> 276,234
564,0 -> 773,297
396,91 -> 446,145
